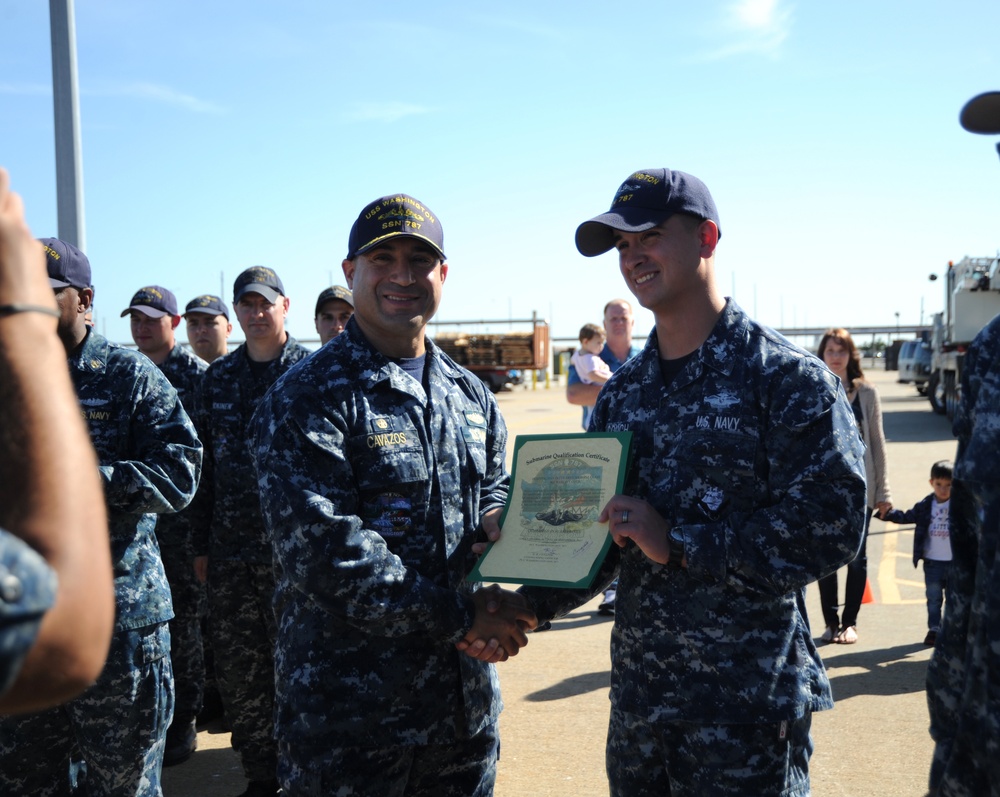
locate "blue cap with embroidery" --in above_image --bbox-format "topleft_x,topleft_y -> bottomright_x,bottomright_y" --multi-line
233,266 -> 285,304
120,286 -> 179,318
184,294 -> 230,320
575,168 -> 721,257
347,194 -> 446,261
40,237 -> 92,289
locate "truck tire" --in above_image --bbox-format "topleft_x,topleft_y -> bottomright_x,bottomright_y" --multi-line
928,373 -> 946,415
945,371 -> 960,421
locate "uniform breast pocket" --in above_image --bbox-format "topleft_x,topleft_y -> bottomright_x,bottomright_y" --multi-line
462,437 -> 488,482
349,437 -> 428,541
670,431 -> 758,520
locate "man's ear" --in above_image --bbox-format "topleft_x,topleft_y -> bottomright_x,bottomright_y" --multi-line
342,258 -> 355,289
698,220 -> 719,257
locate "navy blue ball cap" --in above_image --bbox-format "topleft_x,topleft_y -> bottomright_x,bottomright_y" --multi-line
233,266 -> 285,304
575,168 -> 721,257
347,194 -> 446,261
960,91 -> 1000,134
184,294 -> 230,320
120,285 -> 178,318
39,237 -> 92,289
315,285 -> 353,316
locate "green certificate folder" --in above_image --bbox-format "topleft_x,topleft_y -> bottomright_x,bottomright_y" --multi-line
468,432 -> 632,588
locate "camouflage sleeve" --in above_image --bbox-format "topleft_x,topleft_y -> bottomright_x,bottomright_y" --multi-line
927,319 -> 1000,765
255,387 -> 475,642
0,530 -> 57,697
100,363 -> 202,517
189,369 -> 216,556
478,393 -> 509,523
686,370 -> 867,595
518,545 -> 620,624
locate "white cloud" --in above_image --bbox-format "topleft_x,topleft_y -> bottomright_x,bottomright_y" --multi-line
0,81 -> 224,115
91,81 -> 226,114
0,82 -> 51,95
343,102 -> 430,123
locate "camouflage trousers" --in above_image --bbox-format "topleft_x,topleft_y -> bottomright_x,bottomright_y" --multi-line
161,544 -> 205,726
207,559 -> 277,782
277,722 -> 499,796
606,706 -> 812,796
0,622 -> 173,797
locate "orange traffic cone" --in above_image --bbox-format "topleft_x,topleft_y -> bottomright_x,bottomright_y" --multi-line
862,578 -> 875,604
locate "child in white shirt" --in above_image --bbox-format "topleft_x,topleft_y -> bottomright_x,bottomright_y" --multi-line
880,460 -> 953,646
570,324 -> 612,429
571,323 -> 612,385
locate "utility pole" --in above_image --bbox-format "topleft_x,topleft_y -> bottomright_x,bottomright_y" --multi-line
49,0 -> 86,250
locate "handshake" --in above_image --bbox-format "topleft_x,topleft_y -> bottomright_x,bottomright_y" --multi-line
456,584 -> 539,664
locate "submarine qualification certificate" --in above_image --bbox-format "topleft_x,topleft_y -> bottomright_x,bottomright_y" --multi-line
468,432 -> 632,589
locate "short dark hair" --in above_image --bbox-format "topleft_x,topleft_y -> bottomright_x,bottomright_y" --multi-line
930,460 -> 953,480
579,323 -> 605,344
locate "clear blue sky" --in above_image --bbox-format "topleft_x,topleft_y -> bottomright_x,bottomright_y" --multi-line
2,1 -> 999,348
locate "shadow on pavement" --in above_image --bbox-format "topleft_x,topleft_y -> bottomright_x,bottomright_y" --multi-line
881,393 -> 955,444
539,608 -> 614,633
525,670 -> 610,702
162,745 -> 245,796
820,642 -> 931,700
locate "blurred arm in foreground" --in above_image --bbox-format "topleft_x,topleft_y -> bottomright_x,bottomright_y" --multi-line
0,167 -> 113,714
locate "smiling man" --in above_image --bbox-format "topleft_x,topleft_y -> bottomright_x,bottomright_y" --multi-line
514,168 -> 868,796
195,266 -> 309,797
252,194 -> 535,796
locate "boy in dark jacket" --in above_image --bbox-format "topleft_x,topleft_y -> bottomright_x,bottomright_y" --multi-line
879,460 -> 953,646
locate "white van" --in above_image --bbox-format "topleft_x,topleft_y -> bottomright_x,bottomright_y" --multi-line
897,339 -> 932,394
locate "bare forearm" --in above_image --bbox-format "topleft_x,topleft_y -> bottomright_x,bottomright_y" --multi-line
0,169 -> 113,712
566,381 -> 601,406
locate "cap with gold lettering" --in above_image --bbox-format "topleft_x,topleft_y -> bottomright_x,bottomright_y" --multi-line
233,266 -> 286,304
40,237 -> 92,290
575,168 -> 721,257
314,285 -> 353,317
120,286 -> 179,318
184,294 -> 230,320
346,194 -> 446,261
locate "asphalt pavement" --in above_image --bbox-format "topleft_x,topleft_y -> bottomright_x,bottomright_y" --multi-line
164,365 -> 952,796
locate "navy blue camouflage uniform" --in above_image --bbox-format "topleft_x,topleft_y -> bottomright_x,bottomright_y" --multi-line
194,336 -> 309,783
155,343 -> 209,731
926,314 -> 1000,796
0,328 -> 201,797
252,319 -> 509,796
522,301 -> 867,796
0,529 -> 57,697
